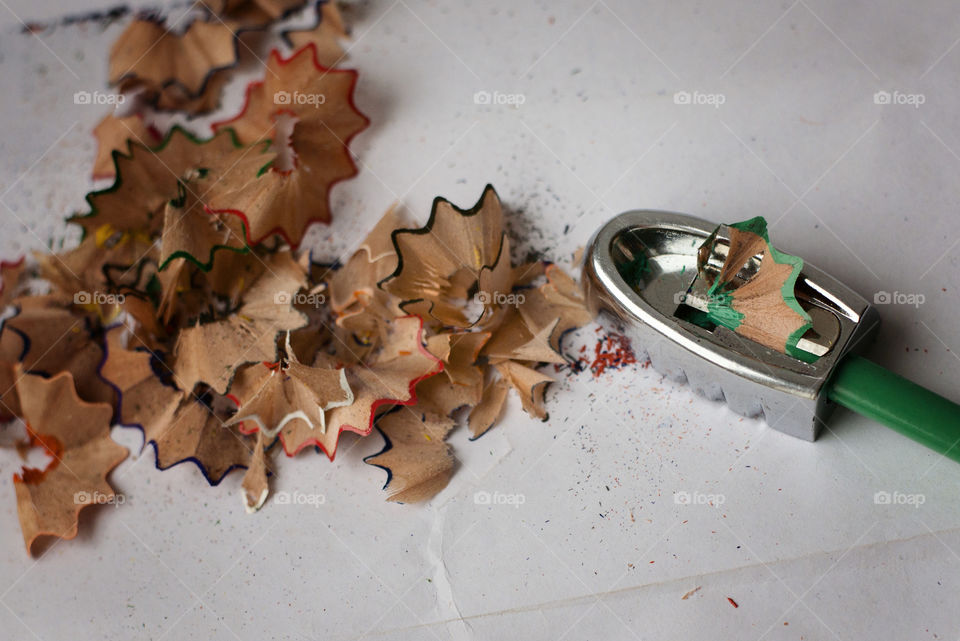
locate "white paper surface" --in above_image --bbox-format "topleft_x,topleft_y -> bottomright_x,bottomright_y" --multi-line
1,1 -> 959,639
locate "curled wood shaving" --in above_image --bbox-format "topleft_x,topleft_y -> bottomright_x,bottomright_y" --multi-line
13,369 -> 127,555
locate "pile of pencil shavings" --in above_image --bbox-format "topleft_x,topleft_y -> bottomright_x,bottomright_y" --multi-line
0,2 -> 591,557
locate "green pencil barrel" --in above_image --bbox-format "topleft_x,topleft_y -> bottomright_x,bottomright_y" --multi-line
827,355 -> 960,463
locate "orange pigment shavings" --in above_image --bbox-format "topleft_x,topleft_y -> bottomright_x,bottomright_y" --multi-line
13,431 -> 64,484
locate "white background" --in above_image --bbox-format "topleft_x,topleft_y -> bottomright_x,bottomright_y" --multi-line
1,1 -> 960,639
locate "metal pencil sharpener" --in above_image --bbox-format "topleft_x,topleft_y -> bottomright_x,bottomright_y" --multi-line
582,211 -> 880,441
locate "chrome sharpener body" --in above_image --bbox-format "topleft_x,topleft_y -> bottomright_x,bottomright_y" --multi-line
582,211 -> 880,441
